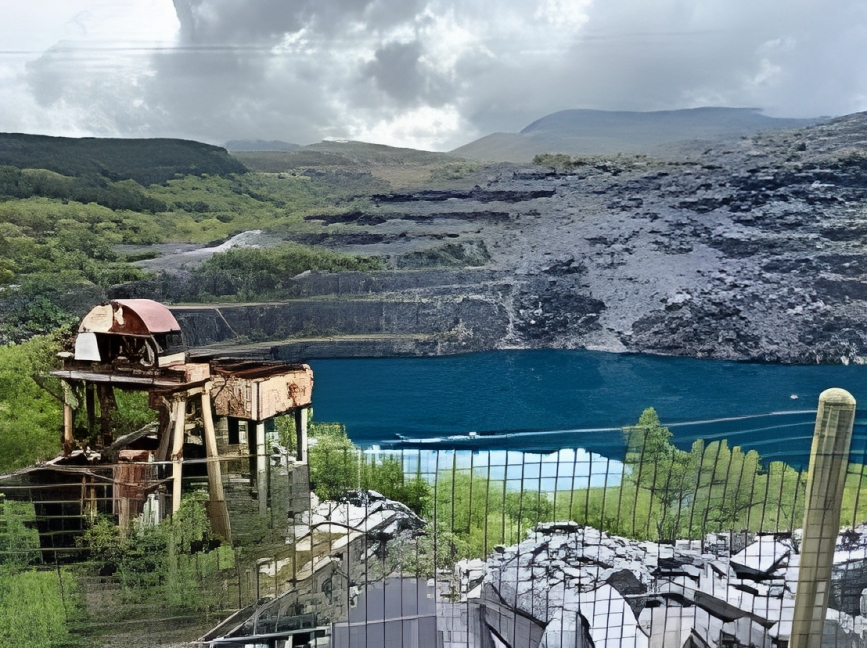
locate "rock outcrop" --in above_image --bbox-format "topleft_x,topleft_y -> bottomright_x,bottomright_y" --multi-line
126,112 -> 867,364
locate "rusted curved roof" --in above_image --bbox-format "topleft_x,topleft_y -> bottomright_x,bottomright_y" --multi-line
79,299 -> 181,335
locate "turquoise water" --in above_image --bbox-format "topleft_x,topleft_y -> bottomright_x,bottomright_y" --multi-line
309,349 -> 867,466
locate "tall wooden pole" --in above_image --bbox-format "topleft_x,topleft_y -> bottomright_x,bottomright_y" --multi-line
294,407 -> 308,463
61,381 -> 76,454
791,388 -> 856,648
256,421 -> 268,516
170,397 -> 187,514
201,389 -> 232,543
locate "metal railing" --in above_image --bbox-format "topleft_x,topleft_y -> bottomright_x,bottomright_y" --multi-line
3,397 -> 867,646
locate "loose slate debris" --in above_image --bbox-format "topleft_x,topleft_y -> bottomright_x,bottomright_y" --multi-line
447,523 -> 867,647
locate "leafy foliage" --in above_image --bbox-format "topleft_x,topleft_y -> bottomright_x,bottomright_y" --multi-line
556,407 -> 809,542
433,469 -> 554,562
0,166 -> 166,212
77,492 -> 233,613
307,421 -> 360,501
0,495 -> 87,647
0,496 -> 42,569
0,566 -> 88,648
299,416 -> 431,514
112,391 -> 159,438
189,243 -> 384,301
0,133 -> 247,186
361,456 -> 431,516
0,336 -> 64,471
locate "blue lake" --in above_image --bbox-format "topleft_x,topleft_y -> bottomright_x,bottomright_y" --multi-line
309,349 -> 867,468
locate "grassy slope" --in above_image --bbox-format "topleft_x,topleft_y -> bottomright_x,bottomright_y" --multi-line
0,136 -> 486,339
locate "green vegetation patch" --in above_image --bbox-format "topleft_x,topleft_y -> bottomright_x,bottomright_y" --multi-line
190,243 -> 384,301
277,414 -> 430,515
77,492 -> 235,614
0,133 -> 247,186
0,336 -> 64,471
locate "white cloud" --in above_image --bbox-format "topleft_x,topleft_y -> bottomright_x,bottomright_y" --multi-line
534,0 -> 592,29
342,104 -> 466,150
0,0 -> 865,149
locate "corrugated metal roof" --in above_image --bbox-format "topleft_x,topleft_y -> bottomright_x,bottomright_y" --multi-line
114,299 -> 181,333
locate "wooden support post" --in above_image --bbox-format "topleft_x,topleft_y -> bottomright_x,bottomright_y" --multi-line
154,402 -> 172,463
294,407 -> 308,463
171,398 -> 187,514
201,389 -> 232,543
85,384 -> 96,437
791,388 -> 856,648
256,421 -> 267,516
61,381 -> 77,454
63,403 -> 74,449
97,384 -> 117,447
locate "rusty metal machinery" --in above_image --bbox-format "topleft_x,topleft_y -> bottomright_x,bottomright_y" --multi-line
48,298 -> 314,545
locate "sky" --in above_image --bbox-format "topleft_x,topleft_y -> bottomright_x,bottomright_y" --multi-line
1,0 -> 866,151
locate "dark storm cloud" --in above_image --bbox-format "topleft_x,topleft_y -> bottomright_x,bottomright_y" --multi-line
362,40 -> 455,107
171,0 -> 424,43
5,0 -> 867,149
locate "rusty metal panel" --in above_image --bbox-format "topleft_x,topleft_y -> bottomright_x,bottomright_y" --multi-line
78,300 -> 181,336
78,304 -> 114,333
213,376 -> 255,419
256,367 -> 314,420
212,366 -> 313,420
114,462 -> 156,500
113,299 -> 181,333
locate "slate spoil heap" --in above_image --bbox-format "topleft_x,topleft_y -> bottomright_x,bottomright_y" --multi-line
167,112 -> 867,364
448,522 -> 867,648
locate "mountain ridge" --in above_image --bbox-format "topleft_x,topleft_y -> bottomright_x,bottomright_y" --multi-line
453,107 -> 827,162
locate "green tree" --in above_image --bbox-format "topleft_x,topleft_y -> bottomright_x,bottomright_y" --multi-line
307,422 -> 360,501
0,336 -> 64,471
361,455 -> 431,516
624,408 -> 693,541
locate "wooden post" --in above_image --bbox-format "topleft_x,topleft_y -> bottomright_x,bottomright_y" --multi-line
256,421 -> 267,516
97,384 -> 117,447
154,402 -> 172,463
61,381 -> 75,453
63,404 -> 74,449
171,397 -> 187,514
201,389 -> 232,543
85,384 -> 96,437
294,407 -> 308,463
791,388 -> 856,648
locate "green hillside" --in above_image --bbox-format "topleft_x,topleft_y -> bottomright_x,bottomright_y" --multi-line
0,133 -> 247,185
0,136 -> 413,342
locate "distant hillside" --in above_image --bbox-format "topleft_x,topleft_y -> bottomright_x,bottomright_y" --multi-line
225,139 -> 300,152
0,133 -> 247,185
232,140 -> 470,189
452,108 -> 826,162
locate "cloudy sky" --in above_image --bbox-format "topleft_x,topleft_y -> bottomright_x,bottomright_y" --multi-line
1,0 -> 865,151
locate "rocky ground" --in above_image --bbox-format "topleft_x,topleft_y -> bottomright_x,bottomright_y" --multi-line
135,112 -> 867,364
449,522 -> 867,647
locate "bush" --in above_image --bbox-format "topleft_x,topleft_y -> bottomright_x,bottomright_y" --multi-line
77,492 -> 233,613
190,243 -> 384,300
0,336 -> 64,471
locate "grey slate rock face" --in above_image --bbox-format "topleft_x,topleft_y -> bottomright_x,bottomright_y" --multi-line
141,112 -> 867,364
